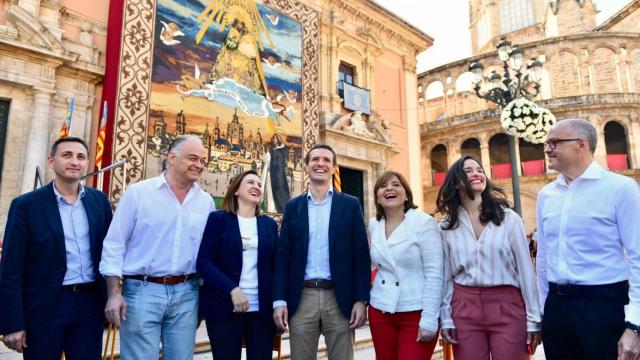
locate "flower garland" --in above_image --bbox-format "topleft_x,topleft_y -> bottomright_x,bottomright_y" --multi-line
500,98 -> 556,144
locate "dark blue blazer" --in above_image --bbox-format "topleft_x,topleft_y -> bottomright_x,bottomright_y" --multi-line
272,191 -> 370,319
197,210 -> 278,321
0,182 -> 112,338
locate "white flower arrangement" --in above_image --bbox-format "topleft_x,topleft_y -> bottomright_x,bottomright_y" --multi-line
500,98 -> 556,144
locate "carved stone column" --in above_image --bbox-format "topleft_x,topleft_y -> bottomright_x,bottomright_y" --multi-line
594,127 -> 608,167
629,119 -> 640,169
21,88 -> 53,194
480,143 -> 492,173
403,57 -> 423,208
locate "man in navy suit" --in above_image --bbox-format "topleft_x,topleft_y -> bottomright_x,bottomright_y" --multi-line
0,137 -> 112,360
273,144 -> 370,360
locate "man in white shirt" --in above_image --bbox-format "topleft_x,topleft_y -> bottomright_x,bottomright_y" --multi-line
536,119 -> 640,360
100,135 -> 215,360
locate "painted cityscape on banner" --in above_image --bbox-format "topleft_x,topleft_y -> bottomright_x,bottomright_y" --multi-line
147,0 -> 304,212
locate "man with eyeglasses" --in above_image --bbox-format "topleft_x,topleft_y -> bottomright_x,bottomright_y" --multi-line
536,119 -> 640,360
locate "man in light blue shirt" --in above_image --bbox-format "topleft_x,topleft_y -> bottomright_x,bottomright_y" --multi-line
305,184 -> 333,281
536,119 -> 640,360
0,137 -> 113,359
55,185 -> 94,285
273,144 -> 370,360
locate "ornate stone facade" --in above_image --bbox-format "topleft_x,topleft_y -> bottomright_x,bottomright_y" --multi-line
0,0 -> 107,238
107,0 -> 431,220
310,0 -> 431,217
0,0 -> 430,235
419,0 -> 640,230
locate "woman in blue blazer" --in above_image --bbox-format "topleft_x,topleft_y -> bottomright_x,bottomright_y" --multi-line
197,170 -> 278,360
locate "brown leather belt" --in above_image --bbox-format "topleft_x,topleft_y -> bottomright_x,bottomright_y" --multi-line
61,282 -> 98,292
304,279 -> 333,289
123,274 -> 197,285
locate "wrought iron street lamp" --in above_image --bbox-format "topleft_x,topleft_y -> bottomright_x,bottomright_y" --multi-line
469,38 -> 543,215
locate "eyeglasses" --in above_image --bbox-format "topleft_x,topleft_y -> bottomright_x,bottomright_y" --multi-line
543,138 -> 581,150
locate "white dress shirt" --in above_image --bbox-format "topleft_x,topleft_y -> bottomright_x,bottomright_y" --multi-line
100,174 -> 215,277
536,161 -> 640,324
440,208 -> 542,332
369,209 -> 444,332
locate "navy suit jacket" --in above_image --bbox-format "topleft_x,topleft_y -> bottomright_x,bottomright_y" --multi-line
197,210 -> 278,321
272,191 -> 370,319
0,182 -> 112,338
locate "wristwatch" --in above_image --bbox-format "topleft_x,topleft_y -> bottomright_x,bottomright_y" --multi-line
626,321 -> 640,337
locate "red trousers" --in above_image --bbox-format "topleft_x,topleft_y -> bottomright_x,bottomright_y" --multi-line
369,306 -> 438,360
451,283 -> 529,360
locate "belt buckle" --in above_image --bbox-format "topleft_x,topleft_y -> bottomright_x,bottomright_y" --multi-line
315,279 -> 320,288
163,276 -> 170,285
184,275 -> 189,283
72,284 -> 79,292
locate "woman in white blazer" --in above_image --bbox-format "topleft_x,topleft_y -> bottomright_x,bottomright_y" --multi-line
368,170 -> 444,360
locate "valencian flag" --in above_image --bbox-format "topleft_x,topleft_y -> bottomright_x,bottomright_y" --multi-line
333,166 -> 342,192
58,95 -> 75,137
95,101 -> 108,169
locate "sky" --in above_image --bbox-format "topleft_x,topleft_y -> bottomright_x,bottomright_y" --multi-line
377,0 -> 633,73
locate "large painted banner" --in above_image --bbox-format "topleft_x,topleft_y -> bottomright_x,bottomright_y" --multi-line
102,0 -> 320,212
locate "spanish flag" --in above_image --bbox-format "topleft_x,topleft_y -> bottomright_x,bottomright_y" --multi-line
95,101 -> 108,169
333,166 -> 342,192
58,95 -> 75,137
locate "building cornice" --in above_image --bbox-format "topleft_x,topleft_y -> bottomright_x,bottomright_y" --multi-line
323,0 -> 433,56
418,31 -> 640,78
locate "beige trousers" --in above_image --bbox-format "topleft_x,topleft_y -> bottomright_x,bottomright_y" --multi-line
289,288 -> 354,360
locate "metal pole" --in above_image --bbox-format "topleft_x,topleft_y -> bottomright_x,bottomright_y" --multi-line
507,134 -> 522,215
122,161 -> 128,192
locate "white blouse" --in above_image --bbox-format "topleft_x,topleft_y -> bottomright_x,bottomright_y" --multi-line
439,208 -> 541,332
369,209 -> 444,332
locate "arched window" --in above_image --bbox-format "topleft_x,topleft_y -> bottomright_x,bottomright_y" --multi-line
476,11 -> 491,49
604,121 -> 630,170
461,138 -> 481,160
431,144 -> 448,186
455,72 -> 475,93
489,133 -> 511,179
426,81 -> 444,100
519,139 -> 545,176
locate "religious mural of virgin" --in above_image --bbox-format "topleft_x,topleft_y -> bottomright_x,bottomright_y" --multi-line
147,0 -> 304,212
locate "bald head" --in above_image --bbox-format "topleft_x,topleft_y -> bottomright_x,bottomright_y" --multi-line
554,118 -> 597,154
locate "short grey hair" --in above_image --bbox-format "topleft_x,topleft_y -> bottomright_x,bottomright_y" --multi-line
167,134 -> 202,156
564,118 -> 597,154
